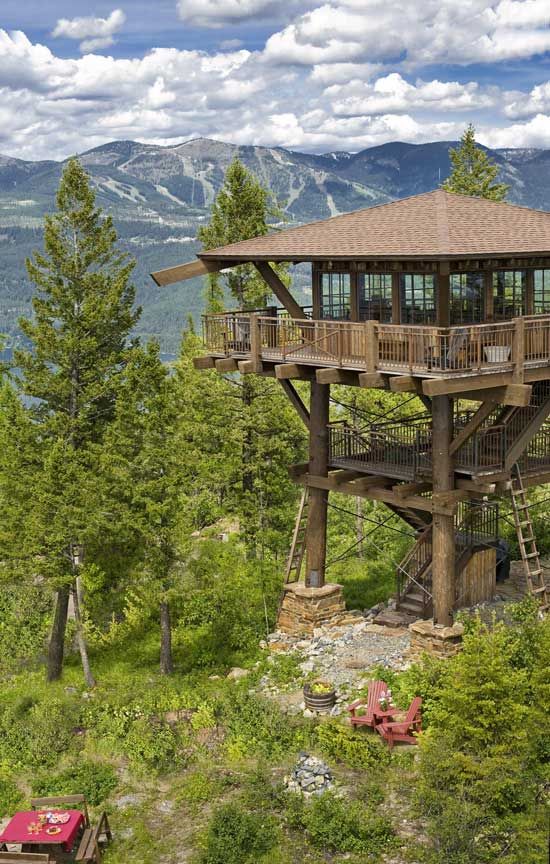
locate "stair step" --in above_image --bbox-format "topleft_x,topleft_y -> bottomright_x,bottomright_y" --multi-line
399,600 -> 425,613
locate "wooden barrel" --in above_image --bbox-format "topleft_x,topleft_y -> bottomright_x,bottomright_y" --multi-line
303,682 -> 336,713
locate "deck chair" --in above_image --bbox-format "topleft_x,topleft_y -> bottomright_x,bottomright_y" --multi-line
376,696 -> 422,749
0,854 -> 53,863
347,680 -> 389,728
444,327 -> 469,370
30,794 -> 89,827
75,812 -> 112,864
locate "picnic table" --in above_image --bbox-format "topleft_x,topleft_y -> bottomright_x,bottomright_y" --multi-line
0,810 -> 84,854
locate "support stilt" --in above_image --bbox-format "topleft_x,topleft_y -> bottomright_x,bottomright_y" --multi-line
305,382 -> 330,588
431,395 -> 455,626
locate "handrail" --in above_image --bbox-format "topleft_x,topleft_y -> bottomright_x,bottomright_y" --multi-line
203,311 -> 550,377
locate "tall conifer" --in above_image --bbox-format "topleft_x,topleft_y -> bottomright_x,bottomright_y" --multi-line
16,157 -> 140,682
442,124 -> 509,200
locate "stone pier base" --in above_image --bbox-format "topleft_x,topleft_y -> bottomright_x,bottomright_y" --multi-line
277,583 -> 346,636
409,619 -> 464,659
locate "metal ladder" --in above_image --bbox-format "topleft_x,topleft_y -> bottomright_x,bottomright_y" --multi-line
510,465 -> 549,611
284,489 -> 309,583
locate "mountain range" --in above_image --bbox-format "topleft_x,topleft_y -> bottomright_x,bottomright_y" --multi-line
2,137 -> 550,352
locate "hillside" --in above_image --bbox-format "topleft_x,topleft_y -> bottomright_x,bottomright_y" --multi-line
2,138 -> 550,352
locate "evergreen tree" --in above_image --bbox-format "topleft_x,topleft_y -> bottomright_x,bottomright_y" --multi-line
198,158 -> 286,311
15,157 -> 140,683
442,124 -> 509,201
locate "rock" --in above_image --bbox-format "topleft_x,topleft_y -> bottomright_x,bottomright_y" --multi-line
208,674 -> 221,680
114,794 -> 144,809
158,800 -> 174,813
303,708 -> 315,718
226,667 -> 250,681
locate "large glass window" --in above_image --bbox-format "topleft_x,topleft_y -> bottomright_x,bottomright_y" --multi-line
358,273 -> 392,322
400,274 -> 436,324
534,270 -> 550,314
320,272 -> 351,320
493,270 -> 526,320
450,272 -> 484,324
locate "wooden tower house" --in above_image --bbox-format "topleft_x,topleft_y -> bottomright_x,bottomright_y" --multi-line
152,190 -> 550,635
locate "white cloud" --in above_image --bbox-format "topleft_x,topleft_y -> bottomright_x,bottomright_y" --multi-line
478,114 -> 550,148
264,0 -> 550,67
505,81 -> 550,119
329,73 -> 497,117
52,9 -> 126,53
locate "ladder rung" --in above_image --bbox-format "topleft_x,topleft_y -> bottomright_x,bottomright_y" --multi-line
529,569 -> 544,577
532,586 -> 548,594
524,552 -> 539,559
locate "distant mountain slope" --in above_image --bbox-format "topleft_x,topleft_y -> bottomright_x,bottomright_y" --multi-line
1,137 -> 550,352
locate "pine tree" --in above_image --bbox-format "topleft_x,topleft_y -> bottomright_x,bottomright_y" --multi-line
442,124 -> 509,201
15,157 -> 141,683
198,158 -> 286,311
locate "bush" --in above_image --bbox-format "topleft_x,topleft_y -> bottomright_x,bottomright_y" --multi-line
124,717 -> 181,773
199,802 -> 279,864
32,760 -> 118,806
303,791 -> 394,855
0,695 -> 79,770
0,769 -> 23,817
222,691 -> 310,761
315,720 -> 389,769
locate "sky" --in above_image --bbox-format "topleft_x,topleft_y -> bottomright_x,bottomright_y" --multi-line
1,0 -> 550,160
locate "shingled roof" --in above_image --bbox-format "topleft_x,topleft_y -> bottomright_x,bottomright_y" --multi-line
199,190 -> 550,262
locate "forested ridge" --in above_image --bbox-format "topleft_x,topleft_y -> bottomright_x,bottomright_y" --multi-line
0,155 -> 548,864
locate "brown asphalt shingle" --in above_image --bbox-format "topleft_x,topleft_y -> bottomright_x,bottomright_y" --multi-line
199,190 -> 550,261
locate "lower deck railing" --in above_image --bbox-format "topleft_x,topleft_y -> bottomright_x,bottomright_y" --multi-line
203,310 -> 550,377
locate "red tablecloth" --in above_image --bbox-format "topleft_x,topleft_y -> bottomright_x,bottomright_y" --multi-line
0,809 -> 84,852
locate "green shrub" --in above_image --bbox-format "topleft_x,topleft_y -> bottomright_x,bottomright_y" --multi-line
124,717 -> 181,773
32,760 -> 118,806
222,691 -> 310,761
0,769 -> 23,817
0,696 -> 78,770
303,791 -> 394,854
199,802 -> 279,864
315,720 -> 389,769
267,653 -> 305,687
176,770 -> 233,815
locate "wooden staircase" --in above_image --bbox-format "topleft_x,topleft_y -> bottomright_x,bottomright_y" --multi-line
510,465 -> 549,611
396,502 -> 499,618
284,489 -> 309,584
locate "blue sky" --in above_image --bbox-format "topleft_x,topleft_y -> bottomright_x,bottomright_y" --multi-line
1,0 -> 550,160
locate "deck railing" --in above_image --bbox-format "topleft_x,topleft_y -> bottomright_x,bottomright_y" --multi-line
203,311 -> 550,377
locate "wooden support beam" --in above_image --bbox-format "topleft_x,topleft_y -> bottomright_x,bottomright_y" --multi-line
151,257 -> 223,286
504,396 -> 550,470
431,394 -> 455,627
389,375 -> 422,393
359,372 -> 387,389
459,385 -> 531,407
449,400 -> 496,456
215,358 -> 238,373
296,473 -> 453,515
254,261 -> 304,319
432,489 -> 469,510
423,372 -> 531,400
305,382 -> 330,587
278,379 -> 310,430
288,462 -> 310,479
331,470 -> 365,484
238,360 -> 259,374
456,478 -> 497,494
393,482 -> 431,497
316,368 -> 359,385
275,363 -> 316,380
193,356 -> 216,370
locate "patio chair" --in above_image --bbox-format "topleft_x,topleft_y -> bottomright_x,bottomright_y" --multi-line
75,812 -> 112,864
347,680 -> 389,728
30,795 -> 89,827
376,696 -> 422,749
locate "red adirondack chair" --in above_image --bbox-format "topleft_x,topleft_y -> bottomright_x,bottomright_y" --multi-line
347,680 -> 389,728
376,696 -> 422,749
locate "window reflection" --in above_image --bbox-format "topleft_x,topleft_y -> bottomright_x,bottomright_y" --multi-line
320,272 -> 351,320
450,273 -> 484,324
358,273 -> 392,322
400,274 -> 435,324
493,271 -> 525,320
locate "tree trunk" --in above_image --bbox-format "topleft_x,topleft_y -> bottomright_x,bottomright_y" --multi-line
47,585 -> 70,682
160,601 -> 174,675
72,581 -> 96,689
356,497 -> 364,558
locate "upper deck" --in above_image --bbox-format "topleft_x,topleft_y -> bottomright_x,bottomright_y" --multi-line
202,309 -> 550,383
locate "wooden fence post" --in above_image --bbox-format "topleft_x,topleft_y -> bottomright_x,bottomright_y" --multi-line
365,320 -> 378,372
513,317 -> 525,383
250,313 -> 261,372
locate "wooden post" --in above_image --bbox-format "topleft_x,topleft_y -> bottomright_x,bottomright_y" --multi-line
306,382 -> 330,588
365,320 -> 378,372
250,313 -> 261,372
513,317 -> 525,383
312,265 -> 321,319
391,272 -> 401,324
431,395 -> 455,626
526,269 -> 535,316
484,270 -> 494,321
437,263 -> 450,327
